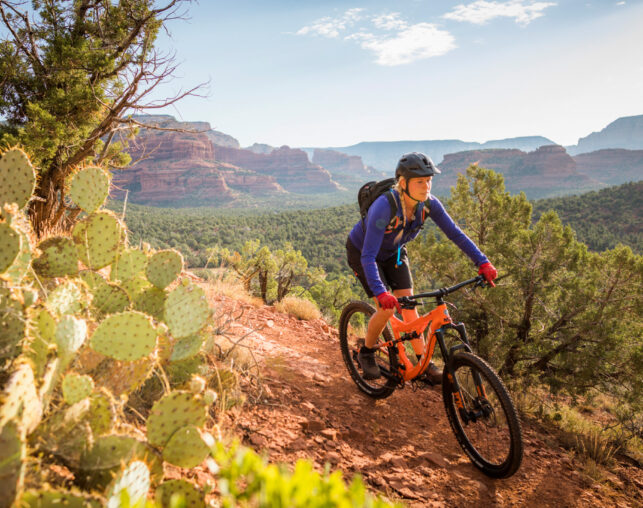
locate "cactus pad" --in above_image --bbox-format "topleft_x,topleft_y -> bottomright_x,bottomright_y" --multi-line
170,334 -> 204,362
62,374 -> 94,405
0,287 -> 25,363
92,357 -> 153,397
19,490 -> 101,508
112,248 -> 147,282
0,421 -> 25,508
145,250 -> 183,289
0,147 -> 36,210
32,236 -> 79,278
106,461 -> 150,508
90,311 -> 157,361
203,389 -> 218,406
164,282 -> 209,338
69,166 -> 111,213
146,391 -> 206,447
47,281 -> 87,316
26,309 -> 56,378
133,286 -> 166,321
162,425 -> 212,468
55,315 -> 87,359
155,479 -> 205,508
79,270 -> 107,291
91,282 -> 130,317
0,222 -> 21,273
76,435 -> 162,490
0,361 -> 42,434
72,211 -> 124,269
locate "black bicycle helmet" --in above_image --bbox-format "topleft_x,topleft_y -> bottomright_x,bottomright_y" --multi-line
395,152 -> 440,180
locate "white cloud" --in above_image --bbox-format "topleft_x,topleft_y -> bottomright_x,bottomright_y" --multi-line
297,9 -> 456,65
443,1 -> 557,26
296,8 -> 364,38
347,23 -> 456,66
616,1 -> 626,5
372,13 -> 408,31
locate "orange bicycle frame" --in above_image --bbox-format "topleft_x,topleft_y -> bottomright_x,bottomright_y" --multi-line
383,303 -> 452,382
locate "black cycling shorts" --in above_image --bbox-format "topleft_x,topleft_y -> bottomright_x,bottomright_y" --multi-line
346,238 -> 413,298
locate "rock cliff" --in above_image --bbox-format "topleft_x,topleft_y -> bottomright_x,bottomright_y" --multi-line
112,127 -> 283,205
573,149 -> 643,185
311,149 -> 384,188
438,145 -> 600,199
214,145 -> 342,193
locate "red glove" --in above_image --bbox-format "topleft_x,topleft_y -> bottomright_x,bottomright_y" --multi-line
478,262 -> 498,287
376,291 -> 401,311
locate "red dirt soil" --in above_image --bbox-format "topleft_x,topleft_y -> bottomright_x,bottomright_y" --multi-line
212,294 -> 642,507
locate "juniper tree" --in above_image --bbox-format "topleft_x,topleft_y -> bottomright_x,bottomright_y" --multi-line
0,0 -> 200,235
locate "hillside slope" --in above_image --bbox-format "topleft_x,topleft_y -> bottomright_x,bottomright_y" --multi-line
213,293 -> 641,507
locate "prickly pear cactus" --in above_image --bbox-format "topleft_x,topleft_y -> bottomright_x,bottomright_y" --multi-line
0,221 -> 21,273
91,357 -> 153,397
78,270 -> 107,291
76,434 -> 162,490
62,374 -> 94,405
133,286 -> 166,321
111,248 -> 147,283
69,166 -> 111,214
145,249 -> 183,289
0,421 -> 25,508
164,280 -> 209,338
0,287 -> 26,364
0,361 -> 42,434
90,282 -> 130,317
0,147 -> 36,210
72,211 -> 124,270
162,425 -> 213,468
19,489 -> 101,508
170,334 -> 204,362
47,282 -> 87,317
146,391 -> 207,448
32,236 -> 79,278
155,479 -> 205,508
55,315 -> 87,360
106,461 -> 150,508
90,311 -> 157,361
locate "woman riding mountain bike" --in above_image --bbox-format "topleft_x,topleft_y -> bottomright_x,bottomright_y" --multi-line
346,152 -> 498,382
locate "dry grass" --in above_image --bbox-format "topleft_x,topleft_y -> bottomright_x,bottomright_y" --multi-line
199,268 -> 263,307
274,297 -> 321,321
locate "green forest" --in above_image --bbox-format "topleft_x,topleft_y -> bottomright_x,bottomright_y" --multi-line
113,179 -> 643,276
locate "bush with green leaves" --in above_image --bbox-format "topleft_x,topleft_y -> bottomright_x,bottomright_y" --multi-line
408,166 -> 643,443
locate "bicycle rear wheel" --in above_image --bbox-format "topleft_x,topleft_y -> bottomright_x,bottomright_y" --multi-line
338,301 -> 397,399
443,352 -> 523,478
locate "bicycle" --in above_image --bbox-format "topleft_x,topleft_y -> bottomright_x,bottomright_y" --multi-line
338,275 -> 523,478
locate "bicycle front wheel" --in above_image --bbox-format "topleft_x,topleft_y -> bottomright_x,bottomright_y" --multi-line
443,352 -> 523,478
338,301 -> 397,399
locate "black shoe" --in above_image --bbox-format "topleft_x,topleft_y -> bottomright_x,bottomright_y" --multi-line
418,362 -> 442,385
357,346 -> 381,380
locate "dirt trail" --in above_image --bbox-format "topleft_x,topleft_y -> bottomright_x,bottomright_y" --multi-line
213,294 -> 641,507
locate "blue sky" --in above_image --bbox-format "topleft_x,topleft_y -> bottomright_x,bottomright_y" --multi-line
153,1 -> 643,148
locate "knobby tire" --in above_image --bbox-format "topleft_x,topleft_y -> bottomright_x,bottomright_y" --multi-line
338,301 -> 397,399
443,352 -> 523,478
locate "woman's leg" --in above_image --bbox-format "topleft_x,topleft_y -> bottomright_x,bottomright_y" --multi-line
393,288 -> 424,356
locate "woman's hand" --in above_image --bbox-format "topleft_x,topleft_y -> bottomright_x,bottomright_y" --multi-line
478,262 -> 498,287
376,291 -> 401,312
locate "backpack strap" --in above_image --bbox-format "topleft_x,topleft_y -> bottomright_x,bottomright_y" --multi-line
362,190 -> 399,232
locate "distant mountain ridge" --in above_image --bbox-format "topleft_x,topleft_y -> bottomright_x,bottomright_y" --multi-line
567,115 -> 643,155
308,136 -> 555,172
116,114 -> 643,207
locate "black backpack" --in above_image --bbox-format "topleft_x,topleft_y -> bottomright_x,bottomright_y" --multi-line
357,178 -> 398,230
357,177 -> 429,231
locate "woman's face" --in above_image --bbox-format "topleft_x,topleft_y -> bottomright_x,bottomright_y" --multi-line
404,176 -> 432,202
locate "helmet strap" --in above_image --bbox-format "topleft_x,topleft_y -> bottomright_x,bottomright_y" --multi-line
402,181 -> 422,205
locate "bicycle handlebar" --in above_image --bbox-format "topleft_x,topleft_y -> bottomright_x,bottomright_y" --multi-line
397,275 -> 486,308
